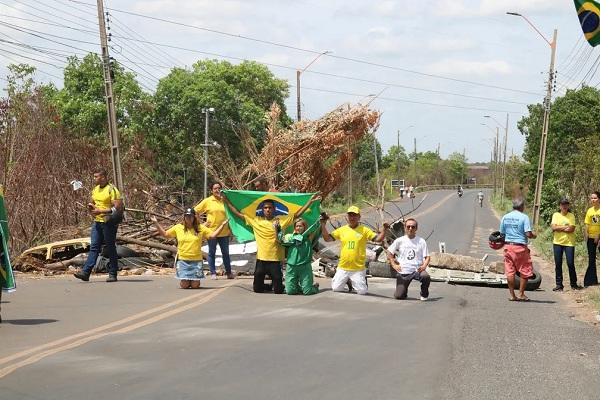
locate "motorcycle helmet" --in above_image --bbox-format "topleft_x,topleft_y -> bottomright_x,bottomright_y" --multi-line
488,231 -> 505,250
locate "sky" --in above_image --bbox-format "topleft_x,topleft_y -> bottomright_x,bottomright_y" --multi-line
0,0 -> 592,162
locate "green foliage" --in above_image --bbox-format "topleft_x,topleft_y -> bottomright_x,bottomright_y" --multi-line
147,59 -> 290,188
51,54 -> 149,140
447,151 -> 467,184
381,144 -> 409,170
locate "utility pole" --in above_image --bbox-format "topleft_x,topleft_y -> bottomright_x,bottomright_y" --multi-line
532,29 -> 558,227
493,127 -> 499,197
461,147 -> 466,185
413,137 -> 417,186
372,136 -> 380,199
96,0 -> 123,191
501,113 -> 509,206
296,70 -> 301,122
397,130 -> 401,193
347,136 -> 352,205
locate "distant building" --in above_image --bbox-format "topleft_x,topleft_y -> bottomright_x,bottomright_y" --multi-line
467,165 -> 491,183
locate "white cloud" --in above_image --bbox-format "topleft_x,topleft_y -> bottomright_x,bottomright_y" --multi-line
425,59 -> 512,76
427,38 -> 477,52
433,0 -> 568,17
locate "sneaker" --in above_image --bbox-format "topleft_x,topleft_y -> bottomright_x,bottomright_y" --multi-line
73,271 -> 90,282
226,273 -> 235,280
106,275 -> 118,282
210,274 -> 217,280
552,286 -> 564,292
420,296 -> 428,301
571,284 -> 584,290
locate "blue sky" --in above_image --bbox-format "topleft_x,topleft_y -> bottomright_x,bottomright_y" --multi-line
0,0 -> 590,162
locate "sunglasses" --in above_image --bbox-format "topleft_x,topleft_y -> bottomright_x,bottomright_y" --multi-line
406,225 -> 417,229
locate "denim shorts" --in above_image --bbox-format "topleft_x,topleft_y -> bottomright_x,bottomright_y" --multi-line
175,260 -> 205,280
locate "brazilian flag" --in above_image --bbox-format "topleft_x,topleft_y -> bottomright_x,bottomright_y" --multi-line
223,190 -> 320,242
575,0 -> 600,46
0,186 -> 15,292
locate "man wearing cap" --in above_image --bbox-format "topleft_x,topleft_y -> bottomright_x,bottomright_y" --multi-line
499,198 -> 537,301
551,198 -> 582,291
320,206 -> 388,295
386,218 -> 431,300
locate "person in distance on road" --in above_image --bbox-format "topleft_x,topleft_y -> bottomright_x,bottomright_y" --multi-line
74,169 -> 124,283
151,208 -> 228,289
499,198 -> 537,301
583,191 -> 600,287
194,182 -> 235,280
386,218 -> 431,301
320,206 -> 388,295
551,198 -> 582,291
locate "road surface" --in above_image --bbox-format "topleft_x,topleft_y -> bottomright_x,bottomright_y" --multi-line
1,190 -> 598,400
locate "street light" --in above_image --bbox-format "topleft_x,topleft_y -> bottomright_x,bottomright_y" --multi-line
297,50 -> 331,121
507,11 -> 557,227
201,107 -> 215,198
481,123 -> 499,196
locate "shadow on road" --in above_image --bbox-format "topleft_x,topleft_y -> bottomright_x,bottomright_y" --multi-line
3,319 -> 58,325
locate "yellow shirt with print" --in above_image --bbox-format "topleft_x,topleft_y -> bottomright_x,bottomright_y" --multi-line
551,212 -> 575,246
92,184 -> 121,223
585,207 -> 600,239
194,196 -> 230,237
244,214 -> 294,261
332,224 -> 376,271
166,224 -> 212,261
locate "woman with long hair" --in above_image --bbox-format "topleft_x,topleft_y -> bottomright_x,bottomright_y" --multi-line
584,191 -> 600,287
151,208 -> 228,289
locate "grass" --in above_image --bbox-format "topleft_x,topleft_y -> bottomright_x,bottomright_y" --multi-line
490,193 -> 600,313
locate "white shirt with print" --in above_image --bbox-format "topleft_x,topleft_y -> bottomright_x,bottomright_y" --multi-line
387,235 -> 429,274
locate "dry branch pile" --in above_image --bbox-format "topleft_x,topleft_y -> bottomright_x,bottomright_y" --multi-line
208,103 -> 380,196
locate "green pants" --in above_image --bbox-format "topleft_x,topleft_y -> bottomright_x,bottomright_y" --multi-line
285,262 -> 318,295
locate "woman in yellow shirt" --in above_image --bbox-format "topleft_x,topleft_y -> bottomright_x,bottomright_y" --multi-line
551,198 -> 581,291
151,208 -> 228,289
194,182 -> 234,280
584,191 -> 600,287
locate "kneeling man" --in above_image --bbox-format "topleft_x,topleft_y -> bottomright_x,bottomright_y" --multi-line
386,218 -> 431,301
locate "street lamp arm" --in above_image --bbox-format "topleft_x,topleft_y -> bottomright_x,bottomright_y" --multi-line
301,50 -> 332,73
484,115 -> 506,130
507,12 -> 553,47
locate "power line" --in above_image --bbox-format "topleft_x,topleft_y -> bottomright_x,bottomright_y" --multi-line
0,47 -> 64,69
67,0 -> 541,96
0,51 -> 63,80
8,0 -> 96,31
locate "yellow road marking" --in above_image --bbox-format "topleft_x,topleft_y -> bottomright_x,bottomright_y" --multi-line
0,281 -> 235,378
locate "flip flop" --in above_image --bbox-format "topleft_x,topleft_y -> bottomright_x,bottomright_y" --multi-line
518,296 -> 530,302
508,297 -> 519,302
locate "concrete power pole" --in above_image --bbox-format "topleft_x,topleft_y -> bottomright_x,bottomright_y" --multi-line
532,29 -> 558,227
413,137 -> 417,186
501,113 -> 509,206
493,127 -> 499,197
96,0 -> 123,191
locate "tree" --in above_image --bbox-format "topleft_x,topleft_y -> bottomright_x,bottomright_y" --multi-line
147,59 -> 290,189
51,53 -> 150,140
447,152 -> 467,184
381,145 -> 409,171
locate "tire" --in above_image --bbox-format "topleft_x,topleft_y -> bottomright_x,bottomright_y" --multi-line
368,261 -> 397,279
515,269 -> 542,291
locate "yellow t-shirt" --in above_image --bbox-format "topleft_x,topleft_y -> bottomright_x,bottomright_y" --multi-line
194,196 -> 230,237
331,224 -> 376,271
166,223 -> 212,261
585,207 -> 600,239
244,214 -> 294,261
92,184 -> 121,223
551,212 -> 575,246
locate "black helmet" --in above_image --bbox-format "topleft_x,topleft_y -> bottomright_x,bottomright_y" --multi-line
488,231 -> 505,250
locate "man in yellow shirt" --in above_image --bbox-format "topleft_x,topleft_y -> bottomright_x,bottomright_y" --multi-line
223,193 -> 319,293
74,169 -> 123,283
584,191 -> 600,286
321,206 -> 388,295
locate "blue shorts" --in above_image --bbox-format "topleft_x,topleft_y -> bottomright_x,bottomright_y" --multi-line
175,260 -> 205,280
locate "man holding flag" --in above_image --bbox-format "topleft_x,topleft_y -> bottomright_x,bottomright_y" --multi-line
222,191 -> 320,294
0,186 -> 15,323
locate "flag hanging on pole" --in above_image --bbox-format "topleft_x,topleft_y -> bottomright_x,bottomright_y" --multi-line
575,0 -> 600,46
223,190 -> 320,242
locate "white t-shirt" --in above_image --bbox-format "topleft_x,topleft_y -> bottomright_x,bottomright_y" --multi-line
387,235 -> 429,274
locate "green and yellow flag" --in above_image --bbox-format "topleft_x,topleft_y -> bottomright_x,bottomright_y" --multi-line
0,186 -> 15,292
223,190 -> 320,242
575,0 -> 600,46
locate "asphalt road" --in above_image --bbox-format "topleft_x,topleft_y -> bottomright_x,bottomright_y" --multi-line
1,190 -> 599,400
